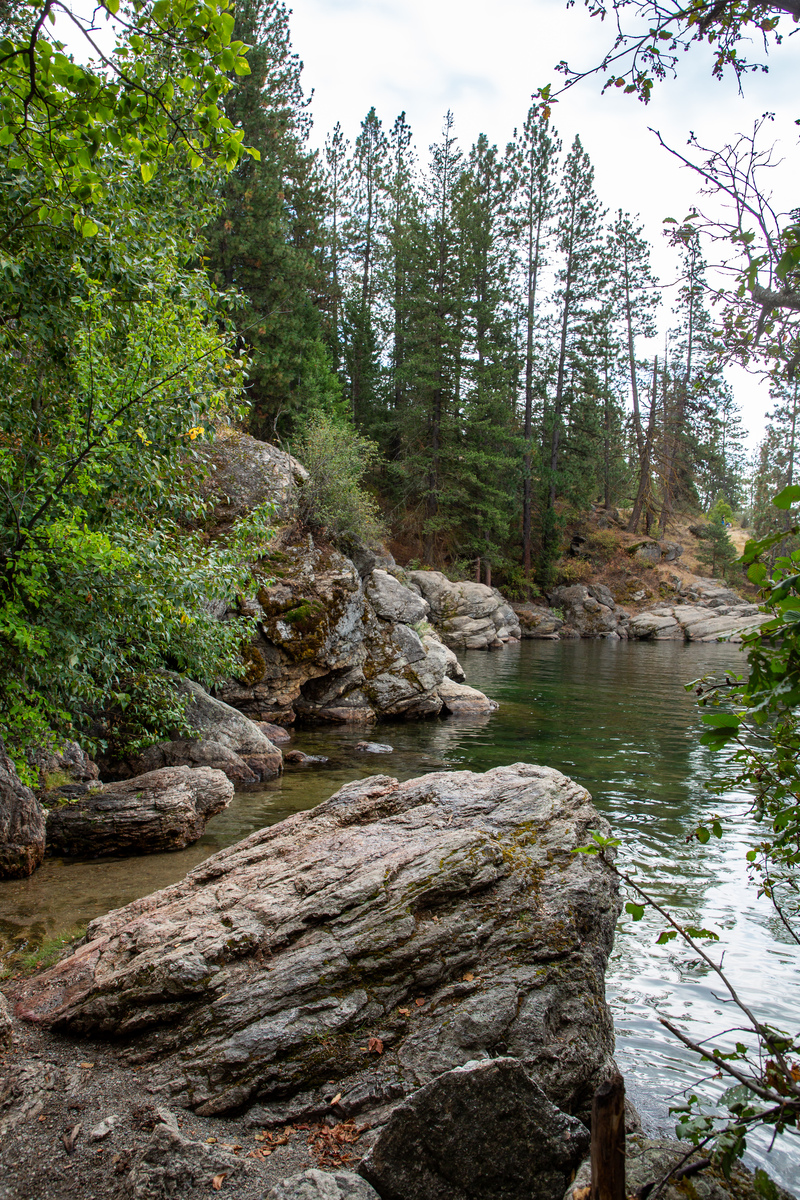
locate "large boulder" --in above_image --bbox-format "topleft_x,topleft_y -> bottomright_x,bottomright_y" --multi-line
405,572 -> 522,649
359,1057 -> 590,1200
177,678 -> 282,778
0,738 -> 46,879
114,738 -> 261,786
15,764 -> 620,1127
437,677 -> 498,715
513,604 -> 564,639
365,569 -> 429,625
45,766 -> 233,858
199,430 -> 308,528
30,739 -> 99,795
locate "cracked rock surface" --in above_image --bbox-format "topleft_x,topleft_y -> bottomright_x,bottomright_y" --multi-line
13,764 -> 619,1128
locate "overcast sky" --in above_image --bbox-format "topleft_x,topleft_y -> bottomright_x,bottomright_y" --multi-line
288,0 -> 800,448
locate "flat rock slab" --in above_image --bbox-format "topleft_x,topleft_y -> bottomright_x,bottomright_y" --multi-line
15,764 -> 619,1128
267,1169 -> 379,1200
360,1057 -> 590,1200
45,766 -> 233,858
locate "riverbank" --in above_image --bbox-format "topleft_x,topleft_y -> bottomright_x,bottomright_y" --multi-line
2,639 -> 798,1192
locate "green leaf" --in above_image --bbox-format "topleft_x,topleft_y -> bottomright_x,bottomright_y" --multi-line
140,160 -> 156,183
701,713 -> 742,728
773,485 -> 800,511
625,902 -> 645,921
656,930 -> 677,944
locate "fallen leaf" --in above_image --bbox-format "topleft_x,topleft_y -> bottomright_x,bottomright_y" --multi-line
398,1007 -> 410,1016
367,1037 -> 384,1054
414,997 -> 425,1007
205,1136 -> 218,1144
330,1092 -> 342,1105
254,1132 -> 266,1142
211,1174 -> 228,1190
572,1188 -> 590,1200
79,1062 -> 94,1069
462,972 -> 474,981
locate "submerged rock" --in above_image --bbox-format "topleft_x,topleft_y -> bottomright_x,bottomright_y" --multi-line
437,677 -> 499,715
360,1057 -> 590,1200
45,766 -> 233,858
15,764 -> 619,1127
354,742 -> 393,754
0,737 -> 46,879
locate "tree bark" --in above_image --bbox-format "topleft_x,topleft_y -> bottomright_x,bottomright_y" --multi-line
590,1072 -> 626,1200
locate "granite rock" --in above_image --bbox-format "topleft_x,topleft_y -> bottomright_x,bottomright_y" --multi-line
16,764 -> 619,1127
0,737 -> 46,879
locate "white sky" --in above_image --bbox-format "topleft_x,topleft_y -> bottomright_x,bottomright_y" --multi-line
288,0 -> 800,448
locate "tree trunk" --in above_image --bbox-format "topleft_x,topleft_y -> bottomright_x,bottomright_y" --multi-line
589,1073 -> 626,1200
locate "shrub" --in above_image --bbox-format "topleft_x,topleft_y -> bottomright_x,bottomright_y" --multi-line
294,415 -> 385,549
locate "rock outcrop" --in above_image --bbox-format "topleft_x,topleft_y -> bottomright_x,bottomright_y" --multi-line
0,738 -> 46,879
45,766 -> 233,858
120,1117 -> 257,1199
219,530 -> 489,725
405,571 -> 521,649
15,764 -> 620,1127
545,584 -> 630,641
627,578 -> 768,643
360,1058 -> 590,1200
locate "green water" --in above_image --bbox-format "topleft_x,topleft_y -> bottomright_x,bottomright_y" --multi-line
1,639 -> 798,1191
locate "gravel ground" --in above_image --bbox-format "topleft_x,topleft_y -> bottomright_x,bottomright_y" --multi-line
0,994 -> 371,1200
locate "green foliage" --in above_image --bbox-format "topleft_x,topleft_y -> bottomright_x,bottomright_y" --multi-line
0,1 -> 275,766
695,499 -> 738,579
293,413 -> 385,549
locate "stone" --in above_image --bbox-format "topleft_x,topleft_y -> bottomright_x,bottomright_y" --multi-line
177,678 -> 283,779
684,613 -> 769,642
627,612 -> 683,639
119,1121 -> 255,1199
564,1132 -> 794,1200
89,1114 -> 119,1141
284,750 -> 330,765
199,430 -> 308,527
0,737 -> 46,879
15,764 -> 620,1127
437,677 -> 499,715
406,571 -> 522,650
513,604 -> 564,639
45,766 -> 233,858
547,586 -> 621,639
354,742 -> 393,753
114,739 -> 260,786
31,740 -> 99,794
256,722 -> 293,744
267,1169 -> 380,1200
360,1057 -> 590,1200
0,992 -> 12,1048
366,569 -> 429,625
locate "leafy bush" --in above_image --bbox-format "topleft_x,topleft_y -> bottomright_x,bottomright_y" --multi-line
294,415 -> 385,549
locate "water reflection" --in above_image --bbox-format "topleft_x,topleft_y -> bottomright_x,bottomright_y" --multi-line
1,639 -> 797,1192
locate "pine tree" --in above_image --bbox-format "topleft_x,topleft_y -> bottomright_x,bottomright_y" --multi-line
205,0 -> 330,440
322,122 -> 349,372
509,108 -> 560,578
540,136 -> 605,577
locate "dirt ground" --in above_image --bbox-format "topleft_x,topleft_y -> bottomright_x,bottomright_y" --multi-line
0,1000 -> 368,1200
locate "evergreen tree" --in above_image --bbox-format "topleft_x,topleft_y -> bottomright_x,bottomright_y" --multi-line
206,0 -> 330,440
541,136 -> 605,578
322,122 -> 350,372
509,108 -> 561,577
752,378 -> 800,559
696,498 -> 738,579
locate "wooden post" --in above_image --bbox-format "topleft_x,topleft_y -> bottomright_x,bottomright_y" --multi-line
475,557 -> 481,583
590,1073 -> 626,1200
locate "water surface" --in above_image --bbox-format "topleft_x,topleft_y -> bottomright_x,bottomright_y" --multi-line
2,640 -> 797,1191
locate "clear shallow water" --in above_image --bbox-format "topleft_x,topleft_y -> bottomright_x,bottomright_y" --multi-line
1,640 -> 798,1192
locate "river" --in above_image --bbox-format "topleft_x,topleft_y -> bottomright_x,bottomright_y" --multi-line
2,639 -> 798,1192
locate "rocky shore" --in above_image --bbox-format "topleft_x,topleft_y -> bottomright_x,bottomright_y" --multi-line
1,764 -> 791,1200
